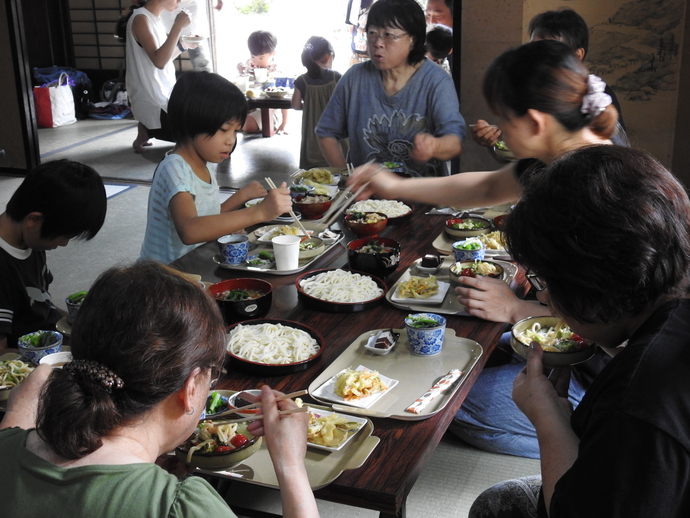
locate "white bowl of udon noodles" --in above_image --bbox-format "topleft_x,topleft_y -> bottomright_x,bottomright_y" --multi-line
225,319 -> 324,374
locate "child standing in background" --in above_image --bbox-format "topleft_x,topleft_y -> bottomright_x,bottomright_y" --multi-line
237,30 -> 289,134
140,71 -> 292,264
292,37 -> 345,169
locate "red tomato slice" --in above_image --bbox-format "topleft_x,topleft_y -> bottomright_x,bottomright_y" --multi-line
230,434 -> 249,448
460,268 -> 475,277
215,445 -> 232,453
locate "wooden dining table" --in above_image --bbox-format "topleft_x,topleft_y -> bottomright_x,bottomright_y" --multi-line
170,202 -> 527,518
246,96 -> 292,138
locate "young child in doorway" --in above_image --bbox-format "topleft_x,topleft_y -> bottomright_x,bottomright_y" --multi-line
425,23 -> 452,74
292,36 -> 345,169
140,71 -> 292,264
0,160 -> 107,350
237,30 -> 289,134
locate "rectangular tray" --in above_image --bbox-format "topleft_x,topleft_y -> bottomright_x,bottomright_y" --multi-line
386,256 -> 518,316
195,404 -> 379,489
308,328 -> 483,421
213,230 -> 344,276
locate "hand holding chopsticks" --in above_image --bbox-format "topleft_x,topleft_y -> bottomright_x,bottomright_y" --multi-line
210,406 -> 309,424
204,389 -> 308,420
264,177 -> 310,238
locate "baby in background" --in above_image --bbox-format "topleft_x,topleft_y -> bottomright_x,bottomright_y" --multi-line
238,30 -> 289,134
140,70 -> 292,264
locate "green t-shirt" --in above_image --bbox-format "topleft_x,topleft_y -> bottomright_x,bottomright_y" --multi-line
0,428 -> 236,518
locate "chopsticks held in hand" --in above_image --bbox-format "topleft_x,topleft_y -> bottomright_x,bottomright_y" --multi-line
204,389 -> 308,421
264,177 -> 310,238
211,406 -> 309,424
320,161 -> 383,230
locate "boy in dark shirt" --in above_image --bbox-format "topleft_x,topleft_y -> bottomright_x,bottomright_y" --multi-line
0,160 -> 106,350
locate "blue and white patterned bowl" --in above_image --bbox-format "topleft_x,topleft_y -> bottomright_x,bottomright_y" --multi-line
17,330 -> 63,364
405,313 -> 446,356
218,235 -> 249,265
452,239 -> 486,262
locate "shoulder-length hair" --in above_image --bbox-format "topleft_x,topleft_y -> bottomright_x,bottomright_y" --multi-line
505,145 -> 690,323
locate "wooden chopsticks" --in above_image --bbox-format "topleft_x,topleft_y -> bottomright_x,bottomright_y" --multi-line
204,389 -> 308,421
264,177 -> 310,238
209,406 -> 309,424
231,389 -> 308,413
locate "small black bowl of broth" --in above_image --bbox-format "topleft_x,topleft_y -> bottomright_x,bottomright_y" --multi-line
347,237 -> 401,279
207,278 -> 273,325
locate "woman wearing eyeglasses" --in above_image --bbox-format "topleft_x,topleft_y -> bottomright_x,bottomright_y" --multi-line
316,0 -> 466,177
0,262 -> 319,518
471,145 -> 690,517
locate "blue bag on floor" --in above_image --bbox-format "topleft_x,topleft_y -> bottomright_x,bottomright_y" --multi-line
87,102 -> 131,120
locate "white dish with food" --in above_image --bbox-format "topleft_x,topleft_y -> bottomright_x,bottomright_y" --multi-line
245,197 -> 264,208
311,365 -> 398,409
306,406 -> 367,451
254,225 -> 311,243
391,281 -> 450,305
181,35 -> 205,43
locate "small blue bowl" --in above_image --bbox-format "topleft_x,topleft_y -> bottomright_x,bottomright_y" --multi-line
405,313 -> 446,356
17,330 -> 63,364
452,239 -> 486,262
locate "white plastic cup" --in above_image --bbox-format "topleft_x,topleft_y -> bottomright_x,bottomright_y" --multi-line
253,68 -> 268,83
272,235 -> 301,270
235,75 -> 249,93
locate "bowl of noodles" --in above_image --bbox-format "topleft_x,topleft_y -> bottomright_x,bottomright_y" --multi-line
296,268 -> 387,312
0,354 -> 35,402
176,421 -> 262,471
292,194 -> 333,219
347,200 -> 414,224
226,319 -> 324,374
510,316 -> 595,367
207,278 -> 273,325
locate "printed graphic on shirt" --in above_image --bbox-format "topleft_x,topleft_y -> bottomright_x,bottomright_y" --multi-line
363,110 -> 440,176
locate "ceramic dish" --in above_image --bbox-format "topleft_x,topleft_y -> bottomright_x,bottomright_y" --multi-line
181,35 -> 204,43
245,253 -> 275,269
227,389 -> 263,418
207,278 -> 273,325
0,352 -> 34,402
254,225 -> 311,243
202,389 -> 232,419
245,197 -> 264,208
390,281 -> 451,306
306,407 -> 367,452
310,365 -> 399,409
510,316 -> 596,368
296,269 -> 387,313
274,212 -> 302,222
226,319 -> 325,375
362,329 -> 400,356
298,237 -> 325,260
175,422 -> 262,471
444,216 -> 493,239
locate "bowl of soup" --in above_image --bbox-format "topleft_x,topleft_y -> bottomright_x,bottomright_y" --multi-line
292,194 -> 333,219
344,212 -> 388,237
207,278 -> 273,325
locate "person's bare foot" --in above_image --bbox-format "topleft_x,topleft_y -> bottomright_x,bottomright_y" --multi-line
133,139 -> 153,153
133,122 -> 152,153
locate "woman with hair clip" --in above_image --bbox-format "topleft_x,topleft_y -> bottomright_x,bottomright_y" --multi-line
348,39 -> 624,459
0,262 -> 319,518
471,145 -> 690,517
292,36 -> 345,169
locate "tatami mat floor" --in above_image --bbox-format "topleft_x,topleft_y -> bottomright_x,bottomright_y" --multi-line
0,118 -> 541,517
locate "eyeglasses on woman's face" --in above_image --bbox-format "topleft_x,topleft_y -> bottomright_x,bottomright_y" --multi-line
367,29 -> 409,44
526,269 -> 547,292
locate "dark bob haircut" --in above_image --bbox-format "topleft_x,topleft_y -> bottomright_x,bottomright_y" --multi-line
247,30 -> 277,55
367,0 -> 427,65
505,145 -> 690,324
6,159 -> 106,240
529,8 -> 589,58
167,71 -> 247,144
36,261 -> 227,459
483,40 -> 617,139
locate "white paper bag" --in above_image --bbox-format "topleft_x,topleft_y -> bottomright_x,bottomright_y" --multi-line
34,73 -> 77,128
